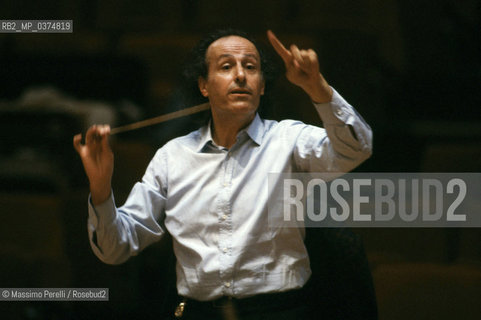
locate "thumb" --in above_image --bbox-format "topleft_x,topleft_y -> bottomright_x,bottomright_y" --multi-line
73,134 -> 83,154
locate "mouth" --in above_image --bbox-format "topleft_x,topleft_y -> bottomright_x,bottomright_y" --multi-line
229,88 -> 252,95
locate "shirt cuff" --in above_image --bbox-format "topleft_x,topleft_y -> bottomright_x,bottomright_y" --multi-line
88,192 -> 117,230
312,87 -> 354,126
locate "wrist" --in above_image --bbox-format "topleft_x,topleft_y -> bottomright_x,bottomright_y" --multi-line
304,77 -> 332,104
90,185 -> 111,206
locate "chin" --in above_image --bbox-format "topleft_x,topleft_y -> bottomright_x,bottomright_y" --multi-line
231,105 -> 257,116
230,101 -> 258,112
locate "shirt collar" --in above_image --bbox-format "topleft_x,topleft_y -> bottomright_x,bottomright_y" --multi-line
195,113 -> 264,152
244,113 -> 264,146
196,120 -> 214,152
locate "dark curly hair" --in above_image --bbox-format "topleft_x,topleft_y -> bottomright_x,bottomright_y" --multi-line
173,28 -> 279,118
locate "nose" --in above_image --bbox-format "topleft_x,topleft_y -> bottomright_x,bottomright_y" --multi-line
234,64 -> 246,83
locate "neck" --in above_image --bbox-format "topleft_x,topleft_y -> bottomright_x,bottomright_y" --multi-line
211,111 -> 255,149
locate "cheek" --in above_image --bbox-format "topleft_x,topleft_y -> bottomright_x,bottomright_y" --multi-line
254,77 -> 265,94
209,77 -> 230,92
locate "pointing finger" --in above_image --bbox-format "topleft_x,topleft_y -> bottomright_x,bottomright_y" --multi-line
267,30 -> 291,63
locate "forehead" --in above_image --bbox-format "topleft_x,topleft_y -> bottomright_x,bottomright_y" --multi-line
206,36 -> 260,61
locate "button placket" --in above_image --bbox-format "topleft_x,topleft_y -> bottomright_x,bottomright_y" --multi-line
218,151 -> 234,292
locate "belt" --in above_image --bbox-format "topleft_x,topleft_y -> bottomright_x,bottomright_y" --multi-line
175,287 -> 307,318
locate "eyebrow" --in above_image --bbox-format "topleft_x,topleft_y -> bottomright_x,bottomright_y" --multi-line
218,53 -> 259,61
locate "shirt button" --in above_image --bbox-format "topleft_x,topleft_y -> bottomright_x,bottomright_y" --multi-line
224,282 -> 231,288
336,109 -> 343,116
223,247 -> 228,253
222,214 -> 228,220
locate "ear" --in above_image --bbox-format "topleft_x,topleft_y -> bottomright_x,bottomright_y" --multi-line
198,77 -> 208,97
261,78 -> 265,96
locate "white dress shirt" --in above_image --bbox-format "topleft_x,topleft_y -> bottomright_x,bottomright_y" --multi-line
87,88 -> 372,301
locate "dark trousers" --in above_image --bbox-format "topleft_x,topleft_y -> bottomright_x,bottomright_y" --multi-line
169,287 -> 312,320
178,301 -> 310,320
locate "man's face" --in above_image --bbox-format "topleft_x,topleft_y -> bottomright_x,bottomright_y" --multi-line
198,36 -> 265,120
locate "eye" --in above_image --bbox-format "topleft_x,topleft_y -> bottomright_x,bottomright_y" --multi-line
221,64 -> 231,70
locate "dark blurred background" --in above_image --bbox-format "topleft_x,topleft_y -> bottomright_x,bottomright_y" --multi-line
0,0 -> 480,319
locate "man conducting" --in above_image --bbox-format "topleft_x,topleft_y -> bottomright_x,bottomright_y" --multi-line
73,29 -> 373,319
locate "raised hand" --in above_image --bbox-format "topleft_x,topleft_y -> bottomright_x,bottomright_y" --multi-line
73,125 -> 114,205
267,30 -> 332,103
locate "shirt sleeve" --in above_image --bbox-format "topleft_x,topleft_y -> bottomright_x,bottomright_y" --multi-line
293,87 -> 373,173
87,149 -> 168,264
